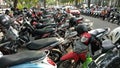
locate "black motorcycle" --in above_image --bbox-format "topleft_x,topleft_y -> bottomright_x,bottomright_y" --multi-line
88,41 -> 120,68
108,11 -> 115,22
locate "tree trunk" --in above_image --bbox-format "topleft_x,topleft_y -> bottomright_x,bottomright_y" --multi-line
75,0 -> 78,7
98,0 -> 101,6
117,0 -> 120,7
13,0 -> 18,9
44,0 -> 46,8
88,0 -> 91,8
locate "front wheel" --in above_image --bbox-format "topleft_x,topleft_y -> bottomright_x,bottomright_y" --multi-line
57,60 -> 81,68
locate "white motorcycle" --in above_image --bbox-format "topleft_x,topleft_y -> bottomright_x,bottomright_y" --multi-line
0,50 -> 57,68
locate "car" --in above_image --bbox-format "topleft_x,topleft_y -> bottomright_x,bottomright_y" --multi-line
70,9 -> 80,17
64,6 -> 80,17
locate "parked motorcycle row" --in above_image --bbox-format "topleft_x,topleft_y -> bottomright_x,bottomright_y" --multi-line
80,7 -> 120,25
0,7 -> 120,68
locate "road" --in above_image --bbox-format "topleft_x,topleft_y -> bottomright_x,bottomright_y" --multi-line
81,15 -> 119,30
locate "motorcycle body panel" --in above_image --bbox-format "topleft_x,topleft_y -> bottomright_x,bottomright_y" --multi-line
82,53 -> 92,68
4,26 -> 19,40
88,49 -> 120,68
0,51 -> 57,68
10,58 -> 57,68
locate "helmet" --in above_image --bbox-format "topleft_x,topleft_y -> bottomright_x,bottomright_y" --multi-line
75,24 -> 88,34
0,14 -> 12,29
69,17 -> 76,27
108,27 -> 120,44
5,9 -> 10,15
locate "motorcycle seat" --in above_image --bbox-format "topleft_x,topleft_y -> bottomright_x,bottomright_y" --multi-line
0,51 -> 46,68
102,39 -> 114,52
89,28 -> 108,37
33,28 -> 55,36
39,18 -> 49,23
26,37 -> 59,50
36,23 -> 57,29
76,17 -> 83,20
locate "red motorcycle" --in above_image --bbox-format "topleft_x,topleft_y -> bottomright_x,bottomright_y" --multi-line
57,32 -> 91,68
57,24 -> 110,68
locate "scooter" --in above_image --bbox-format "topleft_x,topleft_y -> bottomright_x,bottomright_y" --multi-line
0,50 -> 57,68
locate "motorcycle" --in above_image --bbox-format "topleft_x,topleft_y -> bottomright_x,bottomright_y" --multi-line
0,17 -> 65,63
111,12 -> 120,24
57,38 -> 115,68
108,26 -> 120,45
0,50 -> 57,68
86,26 -> 120,68
88,27 -> 110,41
57,27 -> 110,68
69,17 -> 84,27
88,42 -> 120,68
108,11 -> 115,22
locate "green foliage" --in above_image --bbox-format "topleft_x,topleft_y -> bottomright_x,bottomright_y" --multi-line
60,0 -> 74,3
46,0 -> 56,5
17,0 -> 39,9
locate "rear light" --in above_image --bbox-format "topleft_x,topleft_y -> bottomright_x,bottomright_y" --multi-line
42,33 -> 50,38
33,22 -> 38,25
47,57 -> 56,66
77,19 -> 82,23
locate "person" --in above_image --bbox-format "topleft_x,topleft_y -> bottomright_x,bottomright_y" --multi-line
66,8 -> 70,13
101,9 -> 107,20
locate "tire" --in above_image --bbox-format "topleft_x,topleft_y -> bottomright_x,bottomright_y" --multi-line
117,21 -> 120,25
49,49 -> 62,62
108,18 -> 110,22
106,58 -> 120,68
0,36 -> 8,43
111,19 -> 115,23
57,60 -> 80,68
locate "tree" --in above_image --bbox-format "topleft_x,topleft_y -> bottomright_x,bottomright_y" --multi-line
60,0 -> 74,4
118,0 -> 120,7
14,0 -> 18,8
46,0 -> 56,5
88,0 -> 91,8
44,0 -> 46,8
5,0 -> 39,9
75,0 -> 78,7
17,0 -> 39,9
